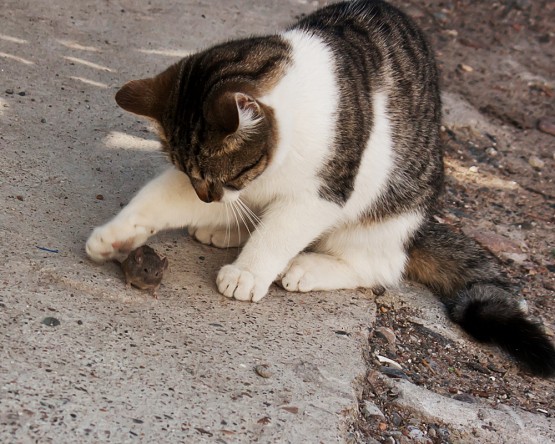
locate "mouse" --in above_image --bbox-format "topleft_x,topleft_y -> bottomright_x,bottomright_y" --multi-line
120,245 -> 168,298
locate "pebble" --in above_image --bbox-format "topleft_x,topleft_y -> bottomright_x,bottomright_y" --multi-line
42,317 -> 60,327
41,118 -> 46,123
380,366 -> 409,380
363,400 -> 385,420
538,118 -> 555,136
375,327 -> 396,345
18,91 -> 26,96
528,155 -> 545,169
5,88 -> 14,94
254,364 -> 273,378
433,12 -> 449,23
459,63 -> 474,72
407,426 -> 426,441
485,147 -> 498,157
391,411 -> 403,427
468,166 -> 479,173
96,194 -> 104,200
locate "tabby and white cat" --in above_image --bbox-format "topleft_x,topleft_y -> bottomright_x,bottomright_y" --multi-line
86,0 -> 555,376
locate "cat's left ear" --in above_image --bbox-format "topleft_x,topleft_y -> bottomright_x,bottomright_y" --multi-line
206,91 -> 262,135
234,93 -> 262,135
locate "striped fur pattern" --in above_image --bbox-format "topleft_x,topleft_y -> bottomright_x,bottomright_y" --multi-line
86,0 -> 555,376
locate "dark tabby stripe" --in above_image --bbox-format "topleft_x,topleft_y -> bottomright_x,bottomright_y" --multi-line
294,0 -> 442,217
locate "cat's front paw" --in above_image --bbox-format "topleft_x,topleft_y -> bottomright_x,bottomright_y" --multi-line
216,265 -> 269,302
86,219 -> 151,262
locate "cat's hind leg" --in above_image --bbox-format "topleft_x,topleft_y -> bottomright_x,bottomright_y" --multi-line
280,212 -> 423,293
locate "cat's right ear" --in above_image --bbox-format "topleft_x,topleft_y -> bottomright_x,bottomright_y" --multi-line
115,63 -> 180,121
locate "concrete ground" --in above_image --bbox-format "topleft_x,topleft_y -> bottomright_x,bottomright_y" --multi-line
1,1 -> 554,443
1,1 -> 371,442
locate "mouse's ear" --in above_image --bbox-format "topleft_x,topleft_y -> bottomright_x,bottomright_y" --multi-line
134,248 -> 144,265
162,257 -> 169,270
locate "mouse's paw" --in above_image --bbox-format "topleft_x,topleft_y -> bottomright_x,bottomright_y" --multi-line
86,218 -> 152,262
216,265 -> 270,302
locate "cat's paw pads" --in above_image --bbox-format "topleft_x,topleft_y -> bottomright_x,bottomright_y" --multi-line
281,262 -> 317,293
281,254 -> 326,292
216,265 -> 268,302
86,221 -> 150,262
189,226 -> 247,248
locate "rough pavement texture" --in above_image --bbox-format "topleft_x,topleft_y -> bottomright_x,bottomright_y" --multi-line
1,0 -> 554,443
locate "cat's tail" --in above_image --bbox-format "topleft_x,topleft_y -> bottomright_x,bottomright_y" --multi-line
405,219 -> 555,377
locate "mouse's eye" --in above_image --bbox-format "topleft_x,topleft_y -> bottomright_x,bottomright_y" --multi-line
155,272 -> 159,277
144,268 -> 149,273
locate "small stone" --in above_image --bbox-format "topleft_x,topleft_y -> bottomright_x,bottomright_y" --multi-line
254,364 -> 273,378
538,118 -> 555,136
391,412 -> 403,427
485,147 -> 498,157
18,91 -> 26,96
375,327 -> 396,345
407,426 -> 425,441
433,12 -> 449,23
41,118 -> 46,123
363,401 -> 385,420
378,422 -> 388,431
16,195 -> 24,201
380,366 -> 409,380
42,317 -> 60,327
5,88 -> 14,94
459,63 -> 474,72
96,194 -> 104,200
468,166 -> 479,173
528,156 -> 545,169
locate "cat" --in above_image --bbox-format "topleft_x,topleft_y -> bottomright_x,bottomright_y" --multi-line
85,0 -> 555,377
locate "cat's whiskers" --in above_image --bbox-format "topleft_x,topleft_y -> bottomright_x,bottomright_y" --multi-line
237,198 -> 264,230
224,202 -> 232,250
231,201 -> 252,240
228,201 -> 243,246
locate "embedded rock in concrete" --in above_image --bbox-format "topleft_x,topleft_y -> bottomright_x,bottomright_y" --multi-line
390,379 -> 555,444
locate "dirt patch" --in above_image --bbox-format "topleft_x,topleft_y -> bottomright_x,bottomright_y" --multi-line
352,0 -> 554,442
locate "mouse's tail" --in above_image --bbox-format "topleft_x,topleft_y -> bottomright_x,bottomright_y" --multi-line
405,219 -> 555,377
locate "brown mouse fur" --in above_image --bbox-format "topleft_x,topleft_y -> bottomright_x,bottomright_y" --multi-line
120,245 -> 168,298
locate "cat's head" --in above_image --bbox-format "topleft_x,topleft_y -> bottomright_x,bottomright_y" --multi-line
114,54 -> 281,204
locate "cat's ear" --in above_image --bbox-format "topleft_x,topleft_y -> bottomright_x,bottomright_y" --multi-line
206,91 -> 262,135
235,92 -> 262,135
115,63 -> 180,121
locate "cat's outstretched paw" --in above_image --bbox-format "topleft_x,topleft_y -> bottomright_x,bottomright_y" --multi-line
216,265 -> 268,302
189,225 -> 248,248
86,219 -> 152,262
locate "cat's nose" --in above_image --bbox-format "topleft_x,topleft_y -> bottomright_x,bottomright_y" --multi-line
192,179 -> 222,203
